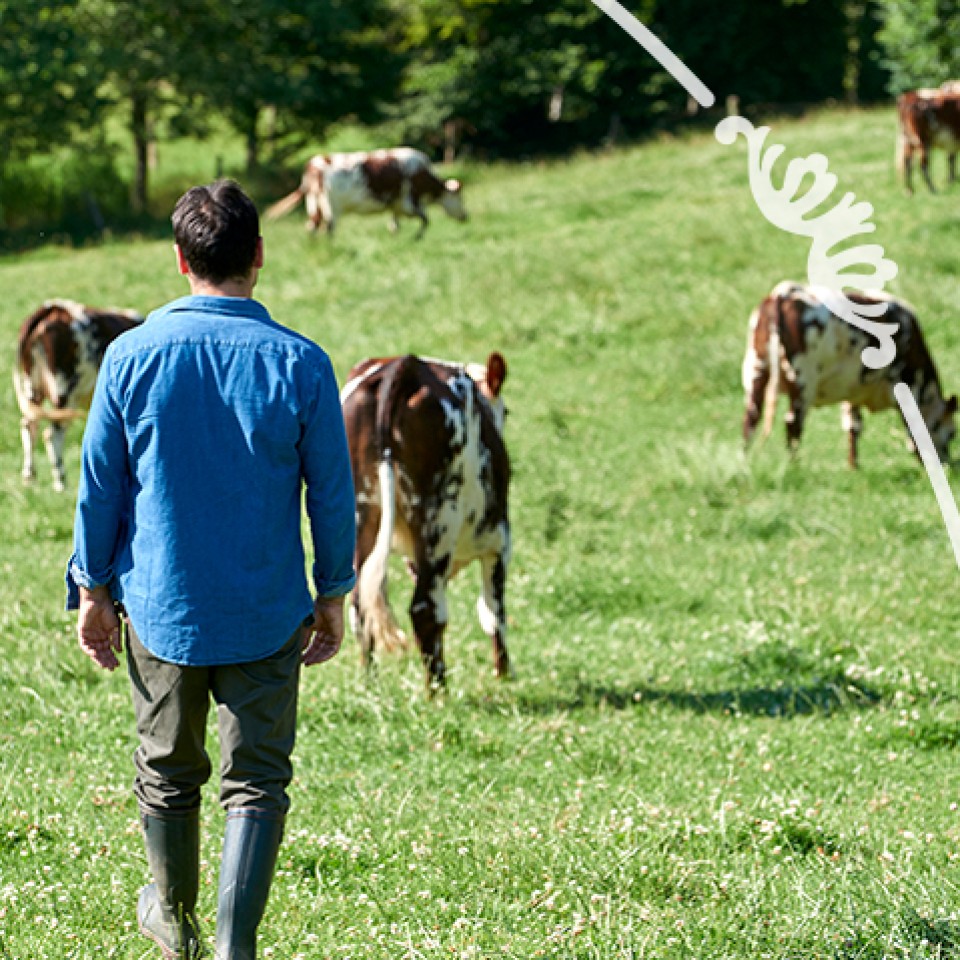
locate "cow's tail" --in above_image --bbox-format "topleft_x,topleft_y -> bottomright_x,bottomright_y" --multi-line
356,455 -> 408,654
761,296 -> 782,439
264,186 -> 304,221
356,357 -> 422,655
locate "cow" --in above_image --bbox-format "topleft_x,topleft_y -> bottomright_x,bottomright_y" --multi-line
742,281 -> 956,469
896,85 -> 960,193
340,351 -> 510,690
14,299 -> 143,491
265,147 -> 467,238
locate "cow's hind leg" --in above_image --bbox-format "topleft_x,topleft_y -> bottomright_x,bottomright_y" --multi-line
43,422 -> 67,492
743,367 -> 769,446
478,554 -> 511,679
842,402 -> 863,469
784,390 -> 807,458
20,416 -> 37,484
319,193 -> 336,237
901,141 -> 915,195
410,560 -> 449,693
920,145 -> 936,193
414,208 -> 429,240
305,191 -> 323,232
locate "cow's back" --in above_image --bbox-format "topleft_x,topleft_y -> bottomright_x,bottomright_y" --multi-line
15,300 -> 142,489
323,152 -> 403,215
343,355 -> 508,559
904,90 -> 960,138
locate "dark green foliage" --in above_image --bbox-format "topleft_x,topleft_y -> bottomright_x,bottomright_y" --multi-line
875,0 -> 960,92
175,0 -> 403,172
0,139 -> 127,240
2,0 -> 950,229
391,0 -> 894,157
0,1 -> 104,165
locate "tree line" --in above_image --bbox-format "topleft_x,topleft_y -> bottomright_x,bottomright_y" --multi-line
0,0 -> 954,233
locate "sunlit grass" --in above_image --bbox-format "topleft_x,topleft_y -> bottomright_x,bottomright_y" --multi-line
3,105 -> 960,957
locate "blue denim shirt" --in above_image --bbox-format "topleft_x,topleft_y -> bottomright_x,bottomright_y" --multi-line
66,295 -> 356,666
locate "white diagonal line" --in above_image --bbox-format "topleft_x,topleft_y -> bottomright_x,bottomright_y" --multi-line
593,0 -> 960,573
895,382 -> 960,568
590,0 -> 716,107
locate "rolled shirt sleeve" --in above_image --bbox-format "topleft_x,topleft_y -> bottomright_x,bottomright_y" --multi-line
301,356 -> 357,599
66,353 -> 129,610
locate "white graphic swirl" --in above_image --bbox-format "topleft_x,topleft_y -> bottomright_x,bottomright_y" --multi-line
715,115 -> 899,369
583,3 -> 959,570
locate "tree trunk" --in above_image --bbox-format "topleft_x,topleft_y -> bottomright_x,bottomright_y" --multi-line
843,2 -> 866,105
131,91 -> 149,214
246,126 -> 259,176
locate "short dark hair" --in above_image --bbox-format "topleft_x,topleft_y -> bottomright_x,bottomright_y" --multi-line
171,180 -> 260,283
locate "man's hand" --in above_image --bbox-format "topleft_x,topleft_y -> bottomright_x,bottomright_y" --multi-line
77,586 -> 122,671
302,595 -> 345,666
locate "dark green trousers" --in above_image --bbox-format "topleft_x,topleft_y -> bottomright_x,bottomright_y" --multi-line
126,624 -> 302,818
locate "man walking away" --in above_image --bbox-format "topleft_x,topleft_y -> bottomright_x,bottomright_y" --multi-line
66,179 -> 356,959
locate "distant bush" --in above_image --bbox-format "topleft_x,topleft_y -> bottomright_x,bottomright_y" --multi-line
0,138 -> 129,243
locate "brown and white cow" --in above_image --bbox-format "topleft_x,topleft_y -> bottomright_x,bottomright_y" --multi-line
743,281 -> 956,468
266,147 -> 467,238
896,85 -> 960,193
14,299 -> 143,491
341,352 -> 510,690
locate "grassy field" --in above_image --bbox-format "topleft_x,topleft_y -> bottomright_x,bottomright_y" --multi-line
4,105 -> 960,959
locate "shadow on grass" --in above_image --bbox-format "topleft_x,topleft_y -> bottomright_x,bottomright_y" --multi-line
837,905 -> 959,960
480,670 -> 882,718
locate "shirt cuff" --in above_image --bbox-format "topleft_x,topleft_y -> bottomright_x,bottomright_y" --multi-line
314,572 -> 356,600
65,557 -> 110,611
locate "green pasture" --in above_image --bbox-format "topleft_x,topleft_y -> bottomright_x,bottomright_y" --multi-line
4,105 -> 960,958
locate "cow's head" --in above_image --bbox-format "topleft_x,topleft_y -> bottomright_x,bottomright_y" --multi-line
441,179 -> 467,222
466,352 -> 507,432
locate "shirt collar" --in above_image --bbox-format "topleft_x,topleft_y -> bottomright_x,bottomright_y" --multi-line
152,294 -> 272,322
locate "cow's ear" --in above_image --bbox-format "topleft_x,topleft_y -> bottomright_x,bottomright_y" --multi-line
948,395 -> 958,413
486,352 -> 507,396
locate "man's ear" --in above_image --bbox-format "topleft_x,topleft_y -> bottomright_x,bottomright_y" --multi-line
254,236 -> 264,269
174,244 -> 191,277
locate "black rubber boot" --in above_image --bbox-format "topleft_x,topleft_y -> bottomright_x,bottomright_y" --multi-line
214,810 -> 284,960
137,810 -> 203,959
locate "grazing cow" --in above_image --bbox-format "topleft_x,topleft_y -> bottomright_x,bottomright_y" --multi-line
742,281 -> 956,468
14,299 -> 143,491
266,147 -> 467,238
341,352 -> 510,689
896,85 -> 960,193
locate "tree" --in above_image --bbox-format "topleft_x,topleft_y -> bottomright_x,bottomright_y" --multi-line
391,0 -> 883,158
876,0 -> 960,93
0,1 -> 104,163
81,0 -> 216,212
178,0 -> 403,174
394,0 -> 659,156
